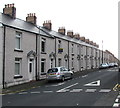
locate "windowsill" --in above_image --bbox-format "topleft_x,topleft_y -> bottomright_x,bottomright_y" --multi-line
14,75 -> 23,79
41,52 -> 47,54
14,49 -> 23,52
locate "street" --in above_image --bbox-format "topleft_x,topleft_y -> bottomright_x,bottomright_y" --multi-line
2,67 -> 119,107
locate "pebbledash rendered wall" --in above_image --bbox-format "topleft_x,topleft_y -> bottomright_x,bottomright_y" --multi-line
0,3 -> 118,88
4,26 -> 37,87
0,23 -> 3,88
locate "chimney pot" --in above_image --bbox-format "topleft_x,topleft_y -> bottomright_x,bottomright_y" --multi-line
43,20 -> 52,30
3,3 -> 16,19
58,27 -> 66,35
26,13 -> 37,25
67,30 -> 74,38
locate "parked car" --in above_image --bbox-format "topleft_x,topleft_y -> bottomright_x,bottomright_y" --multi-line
99,63 -> 109,69
46,67 -> 73,81
114,63 -> 118,67
108,63 -> 115,68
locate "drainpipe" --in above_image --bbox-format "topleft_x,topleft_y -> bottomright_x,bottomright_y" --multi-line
68,41 -> 69,69
55,38 -> 56,67
35,34 -> 38,81
2,25 -> 6,89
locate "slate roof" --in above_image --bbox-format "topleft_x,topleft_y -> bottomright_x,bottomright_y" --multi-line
0,13 -> 53,38
41,27 -> 98,49
0,12 -> 98,49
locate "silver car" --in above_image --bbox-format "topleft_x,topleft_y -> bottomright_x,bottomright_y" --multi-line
46,67 -> 73,81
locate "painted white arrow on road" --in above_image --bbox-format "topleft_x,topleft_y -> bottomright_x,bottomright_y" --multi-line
84,80 -> 100,86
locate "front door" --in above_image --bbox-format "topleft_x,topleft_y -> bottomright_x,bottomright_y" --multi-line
28,58 -> 35,81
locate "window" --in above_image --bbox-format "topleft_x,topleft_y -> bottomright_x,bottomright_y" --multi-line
29,59 -> 34,73
72,44 -> 74,53
72,58 -> 74,68
77,45 -> 79,54
58,40 -> 61,49
58,58 -> 61,67
15,32 -> 22,50
41,38 -> 46,53
41,59 -> 46,73
15,58 -> 22,76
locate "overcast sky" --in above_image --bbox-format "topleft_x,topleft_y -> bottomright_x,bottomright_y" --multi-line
0,0 -> 119,58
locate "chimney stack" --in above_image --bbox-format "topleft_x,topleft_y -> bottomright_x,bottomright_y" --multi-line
67,30 -> 74,38
89,41 -> 93,45
74,33 -> 80,40
26,13 -> 37,25
43,20 -> 52,30
3,3 -> 16,19
85,39 -> 89,44
80,36 -> 85,42
58,27 -> 66,35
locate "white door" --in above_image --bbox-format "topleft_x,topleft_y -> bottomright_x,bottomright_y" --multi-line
28,58 -> 34,81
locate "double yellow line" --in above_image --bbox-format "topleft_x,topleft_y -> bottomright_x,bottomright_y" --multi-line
113,84 -> 120,91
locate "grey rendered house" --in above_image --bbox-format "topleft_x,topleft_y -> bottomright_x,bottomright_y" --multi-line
0,4 -> 118,88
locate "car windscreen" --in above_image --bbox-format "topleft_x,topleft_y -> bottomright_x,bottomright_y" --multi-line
47,68 -> 58,73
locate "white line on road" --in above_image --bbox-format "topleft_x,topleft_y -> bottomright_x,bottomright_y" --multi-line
113,103 -> 120,107
43,91 -> 53,93
85,89 -> 96,92
51,82 -> 65,87
99,89 -> 111,93
56,83 -> 78,93
56,89 -> 69,93
82,75 -> 88,78
19,92 -> 28,94
30,91 -> 41,94
70,89 -> 83,92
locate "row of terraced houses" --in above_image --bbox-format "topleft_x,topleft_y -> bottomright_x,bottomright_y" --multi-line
0,4 -> 118,88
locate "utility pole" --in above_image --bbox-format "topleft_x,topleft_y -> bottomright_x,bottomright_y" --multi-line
102,40 -> 103,64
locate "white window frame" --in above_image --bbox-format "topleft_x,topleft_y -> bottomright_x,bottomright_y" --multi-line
15,58 -> 22,76
41,38 -> 46,53
58,58 -> 62,67
58,40 -> 62,49
41,59 -> 46,74
15,32 -> 22,50
72,44 -> 74,53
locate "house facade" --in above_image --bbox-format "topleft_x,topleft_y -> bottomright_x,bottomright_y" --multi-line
0,4 -> 118,88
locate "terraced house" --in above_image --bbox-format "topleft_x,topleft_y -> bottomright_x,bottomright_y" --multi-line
0,4 -> 118,88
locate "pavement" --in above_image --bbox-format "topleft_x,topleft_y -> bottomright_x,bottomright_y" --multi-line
1,68 -> 99,95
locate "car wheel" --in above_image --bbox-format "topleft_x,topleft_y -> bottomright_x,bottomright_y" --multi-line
70,74 -> 73,79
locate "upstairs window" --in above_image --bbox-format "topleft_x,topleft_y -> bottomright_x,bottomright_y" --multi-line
41,38 -> 46,53
72,44 -> 74,53
15,32 -> 22,50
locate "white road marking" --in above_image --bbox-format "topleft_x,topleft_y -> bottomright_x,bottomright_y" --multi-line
43,91 -> 53,93
82,75 -> 88,78
56,83 -> 78,93
117,95 -> 120,98
115,99 -> 119,103
85,89 -> 96,92
57,89 -> 69,93
99,89 -> 111,93
70,89 -> 83,92
113,103 -> 120,107
51,82 -> 65,87
84,80 -> 100,86
0,93 -> 5,96
30,91 -> 40,94
19,92 -> 28,94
